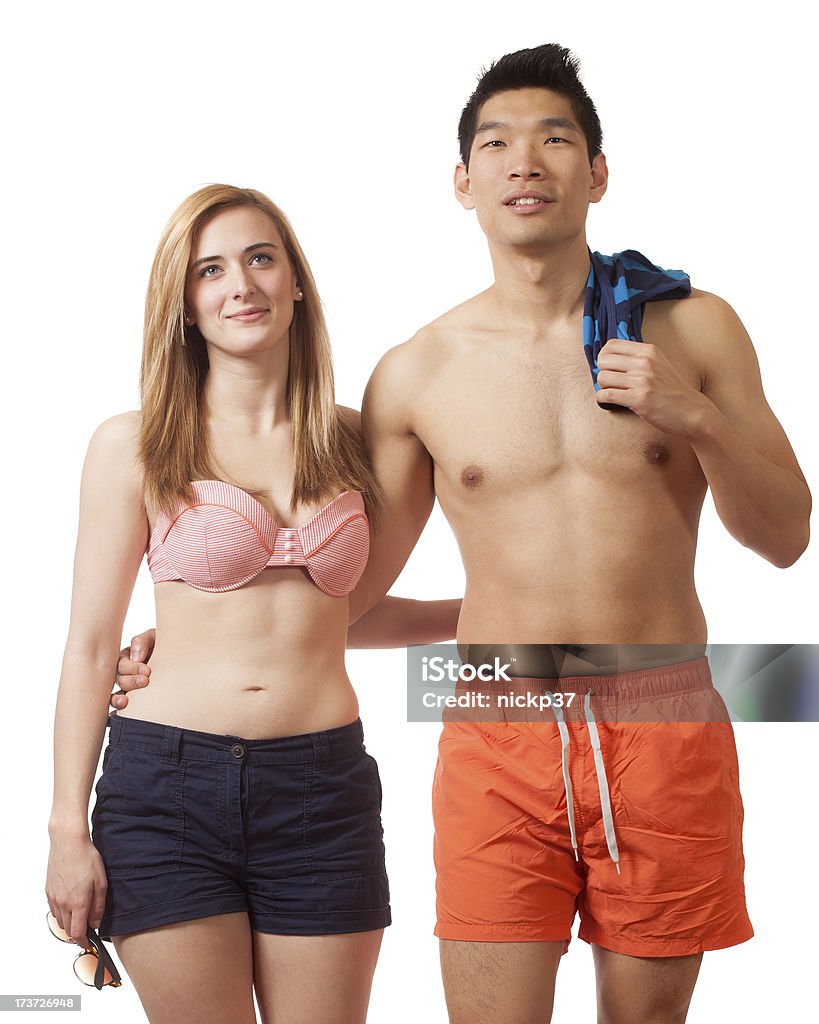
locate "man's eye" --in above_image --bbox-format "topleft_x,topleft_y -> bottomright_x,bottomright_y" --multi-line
545,137 -> 566,144
485,139 -> 506,148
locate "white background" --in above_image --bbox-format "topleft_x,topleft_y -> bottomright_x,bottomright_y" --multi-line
2,0 -> 816,1019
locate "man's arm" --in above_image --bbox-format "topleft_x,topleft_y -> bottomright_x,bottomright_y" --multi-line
347,597 -> 461,648
687,293 -> 810,565
596,290 -> 811,566
349,338 -> 438,619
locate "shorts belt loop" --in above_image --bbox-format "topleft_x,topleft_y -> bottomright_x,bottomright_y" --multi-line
161,725 -> 183,765
311,731 -> 330,770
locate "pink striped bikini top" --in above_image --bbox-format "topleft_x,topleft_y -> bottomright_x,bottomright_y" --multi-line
146,480 -> 369,597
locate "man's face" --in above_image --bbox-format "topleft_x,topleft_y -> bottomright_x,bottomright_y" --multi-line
455,87 -> 607,251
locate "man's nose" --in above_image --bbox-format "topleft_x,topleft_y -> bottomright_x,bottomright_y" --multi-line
507,143 -> 545,180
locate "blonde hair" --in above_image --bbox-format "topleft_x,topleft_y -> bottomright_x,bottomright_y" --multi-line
139,184 -> 379,515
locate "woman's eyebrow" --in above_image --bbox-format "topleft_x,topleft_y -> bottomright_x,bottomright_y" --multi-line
190,241 -> 279,269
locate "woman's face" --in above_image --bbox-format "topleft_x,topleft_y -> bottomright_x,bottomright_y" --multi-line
185,205 -> 302,357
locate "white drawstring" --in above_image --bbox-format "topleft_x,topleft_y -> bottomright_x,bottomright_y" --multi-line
551,689 -> 621,875
552,705 -> 579,861
583,690 -> 621,875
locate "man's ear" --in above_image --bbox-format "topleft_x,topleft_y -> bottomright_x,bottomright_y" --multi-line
589,152 -> 608,205
454,162 -> 476,210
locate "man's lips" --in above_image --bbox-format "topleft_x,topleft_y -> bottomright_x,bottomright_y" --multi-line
227,307 -> 268,321
503,190 -> 555,208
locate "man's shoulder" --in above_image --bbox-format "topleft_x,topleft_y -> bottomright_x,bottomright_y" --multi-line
645,287 -> 755,383
373,294 -> 488,376
364,298 -> 485,426
422,291 -> 490,338
649,288 -> 740,335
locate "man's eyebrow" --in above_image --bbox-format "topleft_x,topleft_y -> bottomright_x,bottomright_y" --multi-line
475,119 -> 510,135
474,116 -> 580,135
190,241 -> 279,270
538,117 -> 580,133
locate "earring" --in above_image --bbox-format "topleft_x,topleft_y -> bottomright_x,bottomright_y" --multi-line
295,288 -> 303,300
184,311 -> 194,325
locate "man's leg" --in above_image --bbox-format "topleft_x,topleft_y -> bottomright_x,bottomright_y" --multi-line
440,939 -> 564,1024
434,720 -> 581,1024
592,947 -> 703,1024
575,663 -> 751,1024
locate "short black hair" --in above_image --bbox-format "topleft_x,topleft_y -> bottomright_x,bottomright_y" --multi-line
458,44 -> 603,167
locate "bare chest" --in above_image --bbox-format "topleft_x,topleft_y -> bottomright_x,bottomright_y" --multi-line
414,339 -> 699,499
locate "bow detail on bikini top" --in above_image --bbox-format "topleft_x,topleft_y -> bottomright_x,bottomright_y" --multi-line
146,480 -> 369,597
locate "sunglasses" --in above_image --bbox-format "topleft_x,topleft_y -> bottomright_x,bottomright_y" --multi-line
46,912 -> 123,990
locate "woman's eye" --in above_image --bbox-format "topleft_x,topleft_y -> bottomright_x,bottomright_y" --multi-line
250,252 -> 273,265
198,264 -> 221,278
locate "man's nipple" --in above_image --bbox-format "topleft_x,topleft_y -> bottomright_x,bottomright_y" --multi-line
644,442 -> 671,466
461,465 -> 485,489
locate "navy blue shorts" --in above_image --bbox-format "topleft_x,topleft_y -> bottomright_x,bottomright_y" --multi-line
91,715 -> 390,938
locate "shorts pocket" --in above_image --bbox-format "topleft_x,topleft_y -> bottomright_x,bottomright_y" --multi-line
93,744 -> 122,798
91,745 -> 184,876
304,752 -> 386,882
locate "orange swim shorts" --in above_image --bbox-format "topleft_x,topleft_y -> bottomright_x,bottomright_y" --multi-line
432,657 -> 753,956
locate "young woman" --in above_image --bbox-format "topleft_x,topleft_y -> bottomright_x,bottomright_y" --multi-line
46,185 -> 457,1023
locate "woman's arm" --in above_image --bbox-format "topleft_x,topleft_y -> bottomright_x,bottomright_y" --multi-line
47,412 -> 148,942
346,596 -> 461,648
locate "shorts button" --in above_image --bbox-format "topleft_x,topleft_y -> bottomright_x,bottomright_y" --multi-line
230,743 -> 245,758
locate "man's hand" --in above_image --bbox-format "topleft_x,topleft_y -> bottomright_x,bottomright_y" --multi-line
596,292 -> 810,567
596,339 -> 708,437
111,629 -> 156,710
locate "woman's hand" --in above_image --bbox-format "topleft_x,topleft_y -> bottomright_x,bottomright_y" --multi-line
111,628 -> 156,710
46,834 -> 108,944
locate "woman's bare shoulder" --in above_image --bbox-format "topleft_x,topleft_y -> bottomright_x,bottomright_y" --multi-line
85,411 -> 143,494
337,405 -> 362,437
90,410 -> 141,445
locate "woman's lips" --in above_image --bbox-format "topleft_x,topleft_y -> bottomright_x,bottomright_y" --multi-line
227,308 -> 268,322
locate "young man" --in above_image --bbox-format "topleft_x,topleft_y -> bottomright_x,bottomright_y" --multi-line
117,45 -> 809,1024
355,45 -> 808,1024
